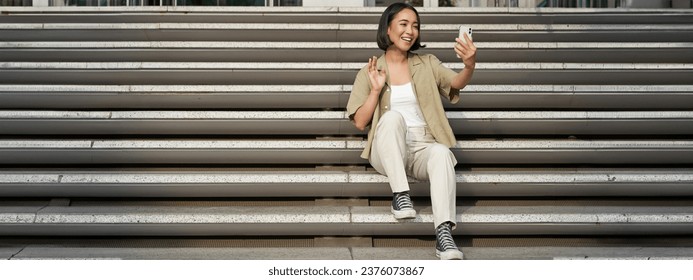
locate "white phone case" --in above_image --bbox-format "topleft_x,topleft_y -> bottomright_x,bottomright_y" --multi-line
456,25 -> 473,58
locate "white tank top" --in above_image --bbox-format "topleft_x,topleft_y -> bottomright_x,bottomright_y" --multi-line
389,82 -> 426,127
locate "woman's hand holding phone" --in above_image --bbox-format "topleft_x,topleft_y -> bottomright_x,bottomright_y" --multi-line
454,25 -> 477,69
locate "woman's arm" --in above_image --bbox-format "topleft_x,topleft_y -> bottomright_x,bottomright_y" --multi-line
352,56 -> 387,131
450,33 -> 477,90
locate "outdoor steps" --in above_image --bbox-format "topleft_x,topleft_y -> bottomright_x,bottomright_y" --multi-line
2,139 -> 693,165
1,7 -> 693,259
3,41 -> 693,63
2,169 -> 693,197
1,62 -> 691,85
2,110 -> 693,135
2,84 -> 692,109
1,19 -> 692,42
1,203 -> 692,236
1,7 -> 690,21
7,245 -> 693,260
1,7 -> 691,24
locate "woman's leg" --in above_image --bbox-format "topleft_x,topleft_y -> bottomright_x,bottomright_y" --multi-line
369,111 -> 409,193
409,142 -> 457,228
369,111 -> 416,219
408,136 -> 462,260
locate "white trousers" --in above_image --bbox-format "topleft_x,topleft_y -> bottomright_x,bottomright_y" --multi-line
369,111 -> 458,228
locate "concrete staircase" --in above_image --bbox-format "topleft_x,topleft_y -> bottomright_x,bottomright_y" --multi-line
1,6 -> 693,260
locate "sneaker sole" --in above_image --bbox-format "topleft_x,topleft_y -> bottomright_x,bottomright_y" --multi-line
390,207 -> 416,219
436,249 -> 464,260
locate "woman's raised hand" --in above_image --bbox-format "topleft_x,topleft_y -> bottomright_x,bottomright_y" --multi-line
367,56 -> 387,94
454,33 -> 477,69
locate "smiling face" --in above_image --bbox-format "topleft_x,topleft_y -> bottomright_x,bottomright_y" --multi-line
386,8 -> 420,53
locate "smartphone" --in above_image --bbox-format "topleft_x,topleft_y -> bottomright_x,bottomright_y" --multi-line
456,25 -> 473,58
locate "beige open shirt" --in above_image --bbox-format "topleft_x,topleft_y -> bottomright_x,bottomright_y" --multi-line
346,53 -> 461,159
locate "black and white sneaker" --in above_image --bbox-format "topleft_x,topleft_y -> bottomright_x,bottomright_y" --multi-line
390,191 -> 416,219
435,222 -> 464,260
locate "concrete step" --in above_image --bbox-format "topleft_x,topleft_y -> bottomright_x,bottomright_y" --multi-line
0,139 -> 363,165
4,235 -> 693,260
1,85 -> 692,110
1,7 -> 691,25
9,246 -> 355,260
357,246 -> 693,260
0,84 -> 346,109
1,62 -> 691,85
457,85 -> 693,109
445,111 -> 693,135
2,139 -> 693,165
1,22 -> 692,42
6,246 -> 693,260
3,41 -> 692,63
0,139 -> 690,165
1,204 -> 692,236
0,110 -> 358,135
1,110 -> 692,135
1,169 -> 692,197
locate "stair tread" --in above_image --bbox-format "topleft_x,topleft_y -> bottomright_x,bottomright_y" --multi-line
4,110 -> 693,119
2,205 -> 692,224
3,61 -> 692,70
2,22 -> 692,30
2,84 -> 692,92
6,246 -> 693,260
2,170 -> 693,184
3,139 -> 693,148
3,41 -> 693,49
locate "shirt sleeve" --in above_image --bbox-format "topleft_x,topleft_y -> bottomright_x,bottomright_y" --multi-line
429,54 -> 461,104
346,66 -> 372,122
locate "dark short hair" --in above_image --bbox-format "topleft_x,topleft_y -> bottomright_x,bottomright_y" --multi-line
376,2 -> 425,51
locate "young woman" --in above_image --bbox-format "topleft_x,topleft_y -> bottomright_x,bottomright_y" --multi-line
346,2 -> 476,260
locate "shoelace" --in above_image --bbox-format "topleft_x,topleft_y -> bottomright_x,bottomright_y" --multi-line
436,223 -> 457,251
393,192 -> 413,210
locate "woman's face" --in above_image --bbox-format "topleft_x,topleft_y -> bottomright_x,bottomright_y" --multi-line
387,8 -> 419,52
